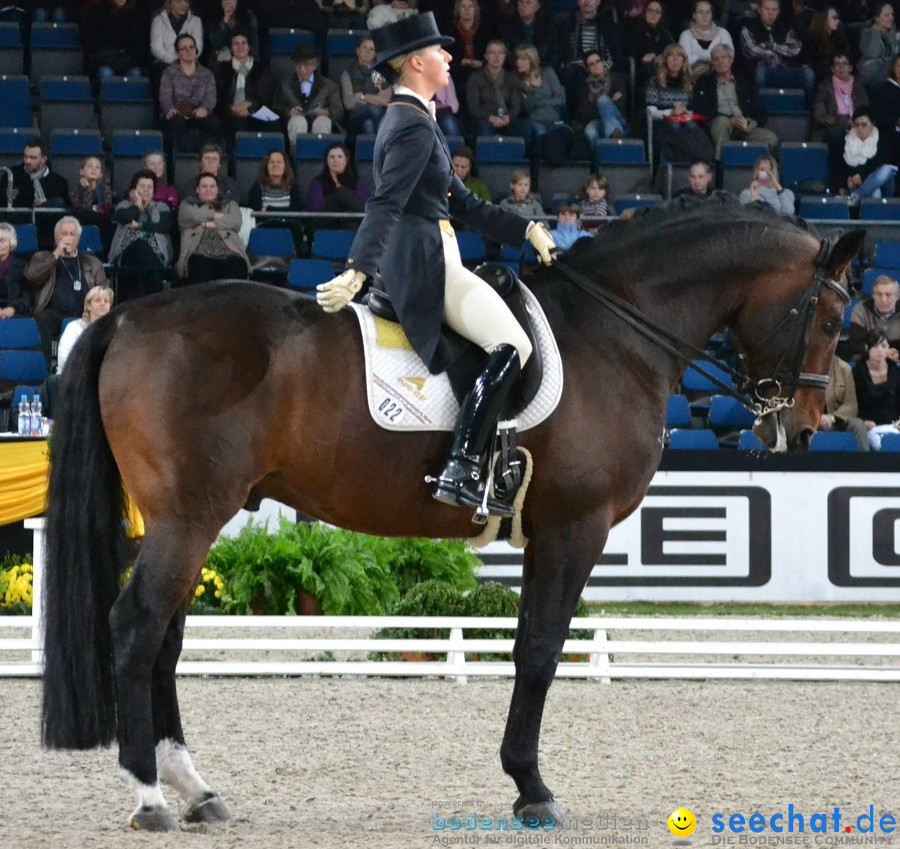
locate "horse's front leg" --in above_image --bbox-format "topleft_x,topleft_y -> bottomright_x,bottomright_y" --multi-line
153,610 -> 232,827
500,516 -> 608,826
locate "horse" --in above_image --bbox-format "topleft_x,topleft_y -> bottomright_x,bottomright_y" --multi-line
40,200 -> 864,831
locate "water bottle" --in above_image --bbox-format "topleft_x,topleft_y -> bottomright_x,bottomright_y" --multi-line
17,397 -> 28,435
31,395 -> 42,436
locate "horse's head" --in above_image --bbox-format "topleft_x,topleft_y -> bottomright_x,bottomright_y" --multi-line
736,229 -> 865,452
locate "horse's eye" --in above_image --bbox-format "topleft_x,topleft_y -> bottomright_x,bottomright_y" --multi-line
822,321 -> 838,336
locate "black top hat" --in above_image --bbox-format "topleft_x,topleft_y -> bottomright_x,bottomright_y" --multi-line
372,12 -> 454,70
291,43 -> 319,64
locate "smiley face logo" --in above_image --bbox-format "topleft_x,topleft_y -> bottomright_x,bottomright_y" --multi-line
668,807 -> 697,837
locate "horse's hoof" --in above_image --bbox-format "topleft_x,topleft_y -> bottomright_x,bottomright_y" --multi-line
513,796 -> 567,828
181,792 -> 233,825
128,805 -> 179,832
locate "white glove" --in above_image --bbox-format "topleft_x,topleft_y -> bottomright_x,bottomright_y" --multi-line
316,269 -> 365,313
526,221 -> 557,265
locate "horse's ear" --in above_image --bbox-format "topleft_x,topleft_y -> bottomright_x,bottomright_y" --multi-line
826,229 -> 866,280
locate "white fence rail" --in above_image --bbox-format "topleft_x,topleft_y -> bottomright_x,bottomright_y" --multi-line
5,614 -> 900,682
4,519 -> 900,682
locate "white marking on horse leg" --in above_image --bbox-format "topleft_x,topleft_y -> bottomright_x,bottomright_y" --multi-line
120,768 -> 169,814
156,738 -> 213,804
774,413 -> 788,453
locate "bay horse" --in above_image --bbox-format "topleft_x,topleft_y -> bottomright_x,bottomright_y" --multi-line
41,200 -> 863,831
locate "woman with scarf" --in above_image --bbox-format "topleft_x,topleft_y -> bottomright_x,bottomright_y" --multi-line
678,0 -> 733,76
204,0 -> 259,66
841,105 -> 898,200
214,28 -> 276,143
110,169 -> 174,301
446,0 -> 492,95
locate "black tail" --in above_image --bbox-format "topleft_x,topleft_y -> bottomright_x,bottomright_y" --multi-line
41,313 -> 129,749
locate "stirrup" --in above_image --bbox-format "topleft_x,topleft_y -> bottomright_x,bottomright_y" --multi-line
428,458 -> 516,520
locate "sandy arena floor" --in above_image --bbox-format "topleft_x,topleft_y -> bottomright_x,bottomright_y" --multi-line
0,676 -> 897,849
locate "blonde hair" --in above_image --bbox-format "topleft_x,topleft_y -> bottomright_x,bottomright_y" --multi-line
655,44 -> 695,92
752,154 -> 780,184
82,285 -> 114,321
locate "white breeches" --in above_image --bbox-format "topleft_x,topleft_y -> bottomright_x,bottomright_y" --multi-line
440,227 -> 532,366
287,114 -> 334,152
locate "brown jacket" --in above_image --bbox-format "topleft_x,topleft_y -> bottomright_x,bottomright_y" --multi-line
825,356 -> 859,424
24,251 -> 109,314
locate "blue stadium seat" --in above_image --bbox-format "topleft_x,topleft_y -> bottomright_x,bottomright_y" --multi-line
707,395 -> 757,430
613,194 -> 662,214
268,28 -> 316,80
757,89 -> 810,142
354,133 -> 376,188
594,138 -> 645,164
79,224 -> 104,259
234,131 -> 285,204
720,141 -> 769,168
879,432 -> 900,451
99,77 -> 154,141
799,197 -> 851,221
682,359 -> 733,394
759,88 -> 806,112
30,22 -> 82,79
456,231 -> 486,264
665,394 -> 692,428
737,429 -> 767,451
859,198 -> 900,221
0,77 -> 31,129
325,28 -> 364,82
779,142 -> 828,191
861,268 -> 896,295
247,227 -> 295,262
111,130 -> 164,198
294,133 -> 346,197
311,229 -> 355,261
809,431 -> 861,451
667,428 -> 719,450
475,136 -> 527,161
12,384 -> 39,409
874,241 -> 900,269
50,129 -> 103,189
288,258 -> 335,291
0,350 -> 48,382
0,23 -> 22,76
39,76 -> 95,133
13,223 -> 37,255
0,318 -> 40,349
844,299 -> 857,329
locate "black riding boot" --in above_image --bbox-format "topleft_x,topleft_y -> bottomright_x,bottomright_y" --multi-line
432,344 -> 521,517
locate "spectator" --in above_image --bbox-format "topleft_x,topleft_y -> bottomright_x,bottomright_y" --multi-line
109,169 -> 174,301
434,77 -> 462,137
802,7 -> 853,82
558,0 -> 621,111
645,44 -> 715,164
678,0 -> 734,76
306,143 -> 370,226
24,216 -> 110,361
739,0 -> 815,105
150,0 -> 204,78
498,170 -> 545,218
0,223 -> 29,319
578,172 -> 610,229
818,355 -> 869,451
83,0 -> 147,80
321,0 -> 368,30
68,155 -> 114,228
813,52 -> 868,174
368,0 -> 417,30
177,173 -> 248,283
501,0 -> 561,69
859,3 -> 900,93
178,143 -> 237,202
847,274 -> 900,362
0,137 -> 68,209
159,33 -> 221,155
247,148 -> 304,250
853,329 -> 900,449
204,0 -> 259,66
738,153 -> 795,213
841,105 -> 897,200
466,40 -> 532,144
341,36 -> 392,139
550,203 -> 591,252
214,29 -> 277,141
276,44 -> 345,154
673,160 -> 715,199
876,55 -> 900,162
626,0 -> 675,91
447,0 -> 492,94
255,0 -> 328,38
450,145 -> 491,201
55,285 -> 114,373
144,150 -> 180,210
513,43 -> 572,163
576,48 -> 628,160
693,43 -> 778,159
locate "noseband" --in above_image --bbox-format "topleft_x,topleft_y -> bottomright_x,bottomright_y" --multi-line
551,235 -> 851,420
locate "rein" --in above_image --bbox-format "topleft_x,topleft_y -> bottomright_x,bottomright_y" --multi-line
551,236 -> 851,419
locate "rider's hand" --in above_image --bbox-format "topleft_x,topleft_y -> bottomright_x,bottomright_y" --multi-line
526,221 -> 557,265
316,269 -> 365,312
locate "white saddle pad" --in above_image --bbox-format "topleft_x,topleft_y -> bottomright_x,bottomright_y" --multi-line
349,284 -> 563,432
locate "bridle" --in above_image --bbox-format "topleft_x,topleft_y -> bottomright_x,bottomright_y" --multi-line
550,235 -> 851,421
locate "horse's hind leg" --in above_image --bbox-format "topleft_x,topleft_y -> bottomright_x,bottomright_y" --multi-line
153,610 -> 233,826
110,528 -> 227,831
500,518 -> 608,826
